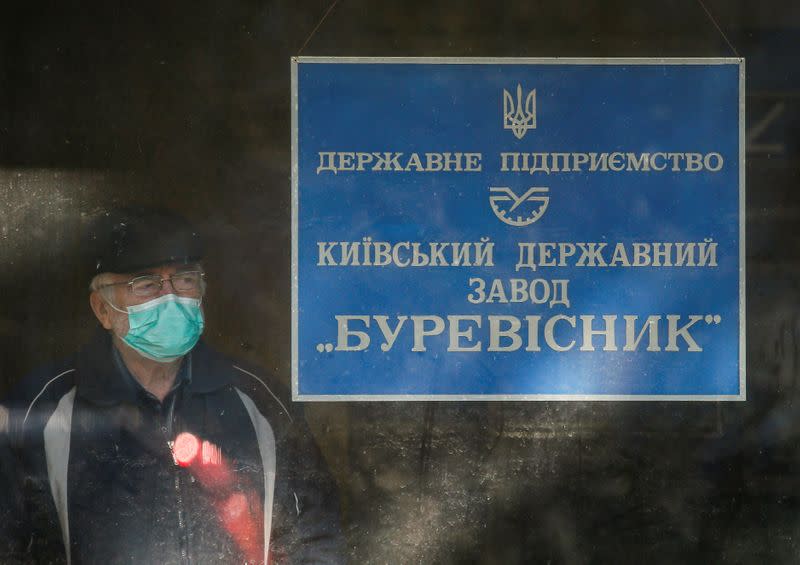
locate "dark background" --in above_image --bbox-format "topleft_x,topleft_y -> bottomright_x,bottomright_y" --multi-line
1,1 -> 799,563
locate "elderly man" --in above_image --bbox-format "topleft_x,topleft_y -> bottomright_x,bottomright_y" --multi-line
0,207 -> 343,564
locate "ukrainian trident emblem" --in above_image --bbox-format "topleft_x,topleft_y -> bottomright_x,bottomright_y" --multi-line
503,84 -> 537,139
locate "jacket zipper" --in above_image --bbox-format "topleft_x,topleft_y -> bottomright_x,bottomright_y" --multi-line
161,392 -> 190,565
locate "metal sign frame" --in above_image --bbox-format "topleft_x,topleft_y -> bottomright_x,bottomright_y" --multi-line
291,57 -> 745,402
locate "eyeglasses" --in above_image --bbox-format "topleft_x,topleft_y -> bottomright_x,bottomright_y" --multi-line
99,271 -> 206,298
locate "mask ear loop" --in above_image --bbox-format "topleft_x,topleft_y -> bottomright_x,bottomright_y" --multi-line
101,295 -> 129,315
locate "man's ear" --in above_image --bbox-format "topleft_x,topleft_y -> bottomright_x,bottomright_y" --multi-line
89,292 -> 114,330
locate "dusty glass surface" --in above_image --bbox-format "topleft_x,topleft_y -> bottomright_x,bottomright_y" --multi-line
1,1 -> 799,563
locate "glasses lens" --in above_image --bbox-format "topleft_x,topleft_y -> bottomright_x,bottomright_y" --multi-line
172,271 -> 202,293
130,276 -> 162,297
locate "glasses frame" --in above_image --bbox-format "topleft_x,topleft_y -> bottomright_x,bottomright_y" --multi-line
97,270 -> 206,298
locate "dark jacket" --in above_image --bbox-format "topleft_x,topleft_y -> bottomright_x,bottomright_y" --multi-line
0,331 -> 343,564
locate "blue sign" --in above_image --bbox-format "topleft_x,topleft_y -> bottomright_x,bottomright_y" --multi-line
291,58 -> 745,401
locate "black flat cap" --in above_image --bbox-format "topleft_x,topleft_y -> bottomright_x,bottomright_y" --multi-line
87,207 -> 204,275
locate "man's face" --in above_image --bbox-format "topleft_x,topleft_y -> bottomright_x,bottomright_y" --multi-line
90,262 -> 204,337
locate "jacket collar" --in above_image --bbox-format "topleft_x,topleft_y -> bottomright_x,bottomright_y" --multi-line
76,329 -> 232,406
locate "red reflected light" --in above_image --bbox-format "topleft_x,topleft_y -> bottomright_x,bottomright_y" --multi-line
220,492 -> 263,564
201,439 -> 223,466
172,432 -> 265,563
222,492 -> 248,522
173,432 -> 200,467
